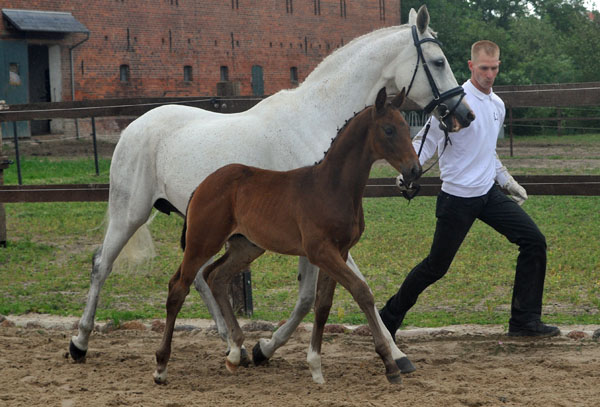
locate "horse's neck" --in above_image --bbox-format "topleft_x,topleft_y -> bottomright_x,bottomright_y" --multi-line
315,110 -> 375,203
290,27 -> 409,134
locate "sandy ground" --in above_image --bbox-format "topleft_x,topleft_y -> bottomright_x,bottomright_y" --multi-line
1,315 -> 599,407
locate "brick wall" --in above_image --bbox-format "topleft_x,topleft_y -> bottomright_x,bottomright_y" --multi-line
0,0 -> 401,100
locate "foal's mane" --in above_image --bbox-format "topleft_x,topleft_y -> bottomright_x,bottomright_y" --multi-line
314,105 -> 370,165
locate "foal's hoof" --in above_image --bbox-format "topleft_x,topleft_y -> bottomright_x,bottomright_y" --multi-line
225,358 -> 239,373
153,370 -> 168,385
252,342 -> 268,366
386,371 -> 402,384
239,347 -> 250,368
396,356 -> 416,374
69,339 -> 87,363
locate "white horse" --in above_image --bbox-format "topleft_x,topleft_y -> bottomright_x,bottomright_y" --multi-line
70,6 -> 474,382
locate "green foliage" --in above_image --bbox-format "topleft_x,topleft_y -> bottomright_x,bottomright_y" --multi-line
401,1 -> 600,86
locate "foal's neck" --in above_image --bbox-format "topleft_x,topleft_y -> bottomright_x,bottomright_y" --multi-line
315,110 -> 376,203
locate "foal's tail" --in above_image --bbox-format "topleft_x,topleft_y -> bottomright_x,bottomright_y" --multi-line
180,190 -> 195,251
180,217 -> 188,251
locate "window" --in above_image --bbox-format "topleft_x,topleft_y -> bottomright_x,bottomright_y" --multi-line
120,64 -> 130,82
184,65 -> 193,82
231,0 -> 239,9
9,63 -> 21,86
290,67 -> 298,85
379,0 -> 386,21
286,0 -> 293,14
340,0 -> 347,18
314,0 -> 321,15
220,66 -> 229,81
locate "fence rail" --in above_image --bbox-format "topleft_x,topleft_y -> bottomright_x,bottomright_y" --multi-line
2,176 -> 599,203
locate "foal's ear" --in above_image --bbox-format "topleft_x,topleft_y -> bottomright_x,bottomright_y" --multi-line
375,87 -> 387,114
391,87 -> 406,109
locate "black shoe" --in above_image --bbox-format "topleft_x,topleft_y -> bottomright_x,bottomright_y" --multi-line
379,306 -> 406,340
507,320 -> 560,337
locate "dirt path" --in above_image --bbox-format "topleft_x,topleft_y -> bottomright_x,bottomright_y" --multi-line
1,316 -> 599,407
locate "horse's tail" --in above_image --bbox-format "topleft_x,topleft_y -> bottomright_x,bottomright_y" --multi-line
111,212 -> 158,273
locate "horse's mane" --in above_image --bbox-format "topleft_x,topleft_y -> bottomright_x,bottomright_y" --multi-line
301,23 -> 437,88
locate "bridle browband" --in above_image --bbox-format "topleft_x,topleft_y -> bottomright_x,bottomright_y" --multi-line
399,25 -> 467,200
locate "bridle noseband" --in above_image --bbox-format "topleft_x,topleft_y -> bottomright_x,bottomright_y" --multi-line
399,25 -> 466,201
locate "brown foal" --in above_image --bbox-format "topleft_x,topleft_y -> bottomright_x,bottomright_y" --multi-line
153,87 -> 422,384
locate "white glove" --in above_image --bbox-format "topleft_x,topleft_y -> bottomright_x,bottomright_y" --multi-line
496,164 -> 528,205
504,177 -> 528,205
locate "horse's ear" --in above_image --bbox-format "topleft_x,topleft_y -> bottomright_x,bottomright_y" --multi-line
375,87 -> 387,114
417,5 -> 430,34
391,87 -> 406,109
408,8 -> 417,25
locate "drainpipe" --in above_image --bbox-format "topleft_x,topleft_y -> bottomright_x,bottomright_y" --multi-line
69,32 -> 90,139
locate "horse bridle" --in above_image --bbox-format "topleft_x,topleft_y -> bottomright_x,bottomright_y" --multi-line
399,25 -> 466,200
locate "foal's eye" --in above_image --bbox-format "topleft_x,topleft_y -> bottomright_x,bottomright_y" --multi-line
383,126 -> 395,137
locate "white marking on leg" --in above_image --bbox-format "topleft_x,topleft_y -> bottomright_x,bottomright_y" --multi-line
153,367 -> 168,384
307,345 -> 325,384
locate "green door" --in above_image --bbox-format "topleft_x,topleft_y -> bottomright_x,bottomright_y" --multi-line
0,40 -> 30,139
251,65 -> 264,96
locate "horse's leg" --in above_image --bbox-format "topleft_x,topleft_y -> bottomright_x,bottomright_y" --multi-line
154,254 -> 211,384
307,270 -> 336,384
253,256 -> 319,366
192,259 -> 229,341
308,244 -> 402,384
70,202 -> 152,362
204,235 -> 265,372
345,254 -> 415,374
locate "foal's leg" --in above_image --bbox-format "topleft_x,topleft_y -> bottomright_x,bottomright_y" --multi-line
345,255 -> 415,374
253,256 -> 319,365
204,235 -> 265,372
154,253 -> 215,384
309,244 -> 402,384
307,271 -> 336,384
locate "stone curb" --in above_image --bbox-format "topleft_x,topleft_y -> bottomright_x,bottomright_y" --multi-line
1,313 -> 599,340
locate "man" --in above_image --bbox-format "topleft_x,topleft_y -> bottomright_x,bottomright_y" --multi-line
380,40 -> 560,340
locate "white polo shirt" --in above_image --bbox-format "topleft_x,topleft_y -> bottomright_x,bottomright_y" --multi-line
414,80 -> 507,197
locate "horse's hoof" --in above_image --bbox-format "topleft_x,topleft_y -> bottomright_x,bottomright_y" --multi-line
225,358 -> 239,373
252,342 -> 268,366
69,339 -> 87,363
386,371 -> 402,384
396,356 -> 416,374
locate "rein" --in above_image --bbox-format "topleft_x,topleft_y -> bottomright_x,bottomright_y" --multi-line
399,25 -> 465,200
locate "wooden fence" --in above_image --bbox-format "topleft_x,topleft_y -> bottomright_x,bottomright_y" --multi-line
1,84 -> 599,314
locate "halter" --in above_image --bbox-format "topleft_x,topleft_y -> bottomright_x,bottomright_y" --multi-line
399,25 -> 466,201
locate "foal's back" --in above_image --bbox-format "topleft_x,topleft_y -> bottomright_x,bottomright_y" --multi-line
186,162 -> 328,258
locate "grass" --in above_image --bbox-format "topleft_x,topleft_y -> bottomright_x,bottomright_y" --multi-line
1,136 -> 599,329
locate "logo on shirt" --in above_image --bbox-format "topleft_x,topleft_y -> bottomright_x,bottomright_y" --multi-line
493,111 -> 499,121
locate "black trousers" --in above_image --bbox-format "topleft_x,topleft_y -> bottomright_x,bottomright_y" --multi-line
383,184 -> 547,326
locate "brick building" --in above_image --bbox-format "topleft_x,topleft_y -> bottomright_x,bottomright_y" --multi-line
0,0 -> 401,136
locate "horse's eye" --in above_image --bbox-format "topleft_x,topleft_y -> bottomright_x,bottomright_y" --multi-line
433,59 -> 445,68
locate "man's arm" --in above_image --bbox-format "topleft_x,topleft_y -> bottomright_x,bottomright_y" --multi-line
495,153 -> 528,205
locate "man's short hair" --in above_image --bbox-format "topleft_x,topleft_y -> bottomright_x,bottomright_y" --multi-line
471,40 -> 500,61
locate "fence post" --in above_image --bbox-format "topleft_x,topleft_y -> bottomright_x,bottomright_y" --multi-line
0,100 -> 7,247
